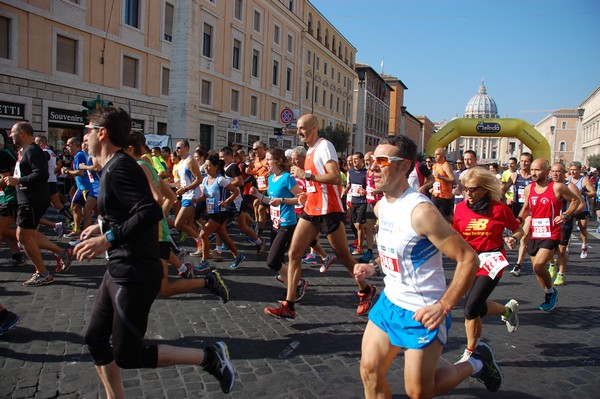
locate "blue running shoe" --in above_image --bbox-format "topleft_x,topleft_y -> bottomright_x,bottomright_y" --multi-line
229,253 -> 246,269
194,259 -> 213,273
359,250 -> 374,263
538,288 -> 559,312
0,311 -> 20,336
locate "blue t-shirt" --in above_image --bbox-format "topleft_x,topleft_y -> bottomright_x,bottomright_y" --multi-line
348,167 -> 368,204
267,172 -> 298,227
73,150 -> 92,191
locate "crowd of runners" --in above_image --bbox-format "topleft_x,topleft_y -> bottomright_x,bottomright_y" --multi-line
1,109 -> 597,398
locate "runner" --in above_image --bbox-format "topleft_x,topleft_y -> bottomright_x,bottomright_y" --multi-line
566,161 -> 596,259
430,147 -> 455,223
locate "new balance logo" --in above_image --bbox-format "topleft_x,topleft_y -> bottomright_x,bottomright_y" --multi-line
465,218 -> 489,231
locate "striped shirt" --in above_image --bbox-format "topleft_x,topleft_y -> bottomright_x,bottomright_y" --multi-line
304,138 -> 344,216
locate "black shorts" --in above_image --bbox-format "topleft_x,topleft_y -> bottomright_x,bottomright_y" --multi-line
351,203 -> 367,224
17,201 -> 50,229
512,202 -> 524,218
158,241 -> 171,261
194,201 -> 207,221
431,196 -> 453,217
73,189 -> 88,206
0,201 -> 17,219
575,211 -> 590,220
366,203 -> 376,220
528,239 -> 560,257
207,212 -> 228,224
48,182 -> 58,195
241,194 -> 255,213
560,219 -> 574,246
300,211 -> 345,235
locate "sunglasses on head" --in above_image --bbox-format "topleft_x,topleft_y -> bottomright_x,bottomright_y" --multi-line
370,154 -> 404,167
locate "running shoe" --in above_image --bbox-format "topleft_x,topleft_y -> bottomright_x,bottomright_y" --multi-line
8,255 -> 26,266
203,341 -> 235,394
229,254 -> 246,269
296,279 -> 309,301
471,341 -> 503,392
178,231 -> 187,243
61,247 -> 74,272
501,299 -> 519,333
264,300 -> 296,319
194,259 -> 213,273
0,311 -> 20,337
538,288 -> 559,312
359,250 -> 374,263
554,273 -> 565,286
63,231 -> 79,239
509,265 -> 521,277
206,270 -> 229,304
178,262 -> 194,279
176,247 -> 188,263
319,255 -> 335,273
53,222 -> 64,237
191,241 -> 202,257
352,246 -> 364,255
548,263 -> 556,280
301,253 -> 318,265
275,274 -> 285,285
580,245 -> 588,259
356,285 -> 377,316
455,348 -> 473,364
23,272 -> 54,287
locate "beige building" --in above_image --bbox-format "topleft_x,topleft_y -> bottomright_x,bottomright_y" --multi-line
534,109 -> 578,165
578,85 -> 600,165
416,115 -> 435,155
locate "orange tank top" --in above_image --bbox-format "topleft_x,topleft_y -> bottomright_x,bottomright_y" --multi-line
304,138 -> 344,215
432,161 -> 453,199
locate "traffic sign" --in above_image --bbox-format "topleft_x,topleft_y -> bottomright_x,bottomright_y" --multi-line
280,107 -> 294,124
231,118 -> 239,132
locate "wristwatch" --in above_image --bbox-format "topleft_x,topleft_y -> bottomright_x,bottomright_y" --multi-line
305,171 -> 313,181
105,229 -> 115,244
562,213 -> 571,220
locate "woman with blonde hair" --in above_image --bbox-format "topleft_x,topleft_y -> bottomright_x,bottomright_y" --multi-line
452,167 -> 525,362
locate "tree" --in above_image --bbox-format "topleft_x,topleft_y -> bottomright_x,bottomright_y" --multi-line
318,126 -> 350,154
587,154 -> 600,169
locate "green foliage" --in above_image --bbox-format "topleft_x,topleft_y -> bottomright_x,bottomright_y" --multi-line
319,126 -> 350,153
587,154 -> 600,169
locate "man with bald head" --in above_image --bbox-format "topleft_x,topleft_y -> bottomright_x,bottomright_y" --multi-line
430,147 -> 455,222
508,159 -> 580,312
264,114 -> 377,319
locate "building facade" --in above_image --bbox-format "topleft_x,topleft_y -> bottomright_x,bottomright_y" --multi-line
578,85 -> 600,165
534,109 -> 578,165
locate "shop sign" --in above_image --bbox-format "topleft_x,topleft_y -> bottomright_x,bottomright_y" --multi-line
0,101 -> 25,120
132,119 -> 145,132
48,108 -> 85,125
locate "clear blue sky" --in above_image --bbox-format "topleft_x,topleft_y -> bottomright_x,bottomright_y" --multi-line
310,0 -> 600,125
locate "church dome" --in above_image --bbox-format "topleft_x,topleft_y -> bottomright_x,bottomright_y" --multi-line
464,81 -> 498,118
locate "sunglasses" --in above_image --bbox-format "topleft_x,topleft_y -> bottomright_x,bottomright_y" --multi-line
84,124 -> 102,133
371,154 -> 404,167
464,186 -> 482,193
456,162 -> 464,165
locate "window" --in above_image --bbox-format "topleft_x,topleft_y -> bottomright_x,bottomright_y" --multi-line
253,10 -> 261,32
201,80 -> 212,105
272,60 -> 279,86
161,67 -> 170,96
124,0 -> 140,28
273,24 -> 280,45
559,141 -> 567,152
305,82 -> 310,100
314,85 -> 319,103
330,93 -> 333,110
232,39 -> 241,70
56,35 -> 77,74
331,67 -> 334,79
286,67 -> 292,92
336,97 -> 340,113
322,90 -> 326,107
287,0 -> 294,12
0,16 -> 10,59
271,102 -> 277,121
316,56 -> 320,70
122,55 -> 138,88
251,49 -> 260,77
324,62 -> 327,75
202,23 -> 213,58
561,121 -> 567,129
157,122 -> 167,135
307,50 -> 312,65
234,0 -> 243,20
231,89 -> 240,112
287,34 -> 293,53
250,95 -> 258,117
164,3 -> 174,42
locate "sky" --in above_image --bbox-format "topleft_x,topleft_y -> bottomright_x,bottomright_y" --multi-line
310,0 -> 600,125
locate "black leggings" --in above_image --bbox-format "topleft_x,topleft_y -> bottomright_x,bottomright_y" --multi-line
463,275 -> 500,320
267,225 -> 296,272
85,271 -> 161,368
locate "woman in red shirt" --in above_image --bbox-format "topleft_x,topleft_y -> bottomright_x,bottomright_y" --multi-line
452,167 -> 524,363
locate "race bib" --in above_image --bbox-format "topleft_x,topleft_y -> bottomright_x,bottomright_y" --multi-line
517,187 -> 525,203
478,251 -> 509,280
206,197 -> 218,214
270,205 -> 281,230
87,170 -> 95,182
257,175 -> 267,190
378,244 -> 401,279
366,185 -> 374,200
306,179 -> 317,193
531,218 -> 551,238
433,181 -> 441,194
350,183 -> 362,196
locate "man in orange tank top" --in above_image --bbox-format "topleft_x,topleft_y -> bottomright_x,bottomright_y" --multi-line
263,114 -> 377,319
507,159 -> 580,312
430,147 -> 455,223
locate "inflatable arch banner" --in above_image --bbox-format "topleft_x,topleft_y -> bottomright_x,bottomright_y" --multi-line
426,118 -> 551,161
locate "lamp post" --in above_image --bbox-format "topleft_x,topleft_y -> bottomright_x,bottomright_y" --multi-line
550,125 -> 556,163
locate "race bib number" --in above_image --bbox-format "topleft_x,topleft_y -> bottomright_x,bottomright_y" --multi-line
378,244 -> 401,279
517,187 -> 525,203
270,205 -> 281,230
13,161 -> 21,179
206,198 -> 218,214
306,179 -> 317,193
257,175 -> 267,190
531,218 -> 551,238
366,185 -> 374,201
350,183 -> 362,196
87,170 -> 95,182
478,251 -> 509,280
433,181 -> 441,194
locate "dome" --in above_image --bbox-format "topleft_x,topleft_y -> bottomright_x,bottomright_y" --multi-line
464,80 -> 498,118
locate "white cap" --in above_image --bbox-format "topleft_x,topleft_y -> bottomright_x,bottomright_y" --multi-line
285,149 -> 293,158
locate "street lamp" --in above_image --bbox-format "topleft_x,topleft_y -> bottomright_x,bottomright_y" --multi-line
550,125 -> 556,163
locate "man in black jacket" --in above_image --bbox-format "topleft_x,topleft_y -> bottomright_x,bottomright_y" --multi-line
74,107 -> 234,396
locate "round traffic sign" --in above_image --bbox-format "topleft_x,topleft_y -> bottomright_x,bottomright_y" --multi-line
280,107 -> 294,124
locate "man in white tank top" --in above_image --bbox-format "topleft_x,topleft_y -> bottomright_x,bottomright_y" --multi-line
353,135 -> 504,397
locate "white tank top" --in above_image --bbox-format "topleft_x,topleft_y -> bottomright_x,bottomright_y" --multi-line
43,148 -> 57,183
178,156 -> 201,200
377,187 -> 446,311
